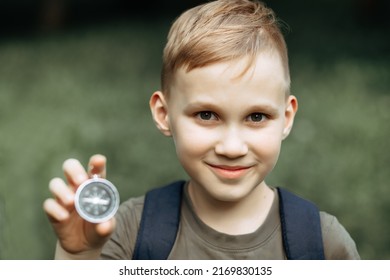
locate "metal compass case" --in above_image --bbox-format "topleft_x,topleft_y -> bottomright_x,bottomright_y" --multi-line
75,175 -> 120,223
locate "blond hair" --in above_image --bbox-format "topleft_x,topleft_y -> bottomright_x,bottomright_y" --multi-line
161,0 -> 290,95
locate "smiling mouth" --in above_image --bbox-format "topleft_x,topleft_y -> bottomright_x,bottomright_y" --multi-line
207,164 -> 252,179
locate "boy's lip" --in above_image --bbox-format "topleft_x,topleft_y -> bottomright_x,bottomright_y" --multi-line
206,163 -> 252,179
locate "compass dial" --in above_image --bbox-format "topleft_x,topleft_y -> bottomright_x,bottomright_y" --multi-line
75,177 -> 120,223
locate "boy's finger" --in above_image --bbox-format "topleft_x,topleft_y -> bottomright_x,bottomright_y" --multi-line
95,218 -> 116,238
49,177 -> 75,207
63,158 -> 89,188
88,154 -> 107,178
43,198 -> 70,222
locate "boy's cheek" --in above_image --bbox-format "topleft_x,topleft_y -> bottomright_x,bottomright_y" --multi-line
174,131 -> 212,155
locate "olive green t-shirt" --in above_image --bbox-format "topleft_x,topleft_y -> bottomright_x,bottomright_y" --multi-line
101,183 -> 360,260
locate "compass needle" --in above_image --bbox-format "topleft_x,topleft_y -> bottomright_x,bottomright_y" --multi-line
75,176 -> 120,223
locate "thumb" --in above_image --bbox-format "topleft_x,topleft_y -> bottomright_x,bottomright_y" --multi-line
96,218 -> 116,238
88,154 -> 107,178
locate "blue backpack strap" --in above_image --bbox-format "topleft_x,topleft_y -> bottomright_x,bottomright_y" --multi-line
277,187 -> 325,260
132,180 -> 185,260
132,182 -> 324,260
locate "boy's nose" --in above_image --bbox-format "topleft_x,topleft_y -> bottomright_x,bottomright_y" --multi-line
215,127 -> 248,158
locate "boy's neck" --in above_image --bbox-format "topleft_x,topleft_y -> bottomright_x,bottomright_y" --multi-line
188,181 -> 274,235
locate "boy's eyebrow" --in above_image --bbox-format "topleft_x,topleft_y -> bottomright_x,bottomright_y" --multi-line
245,103 -> 280,116
183,101 -> 220,112
183,100 -> 281,116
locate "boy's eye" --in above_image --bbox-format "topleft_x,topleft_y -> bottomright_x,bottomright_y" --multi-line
248,113 -> 265,122
197,111 -> 217,121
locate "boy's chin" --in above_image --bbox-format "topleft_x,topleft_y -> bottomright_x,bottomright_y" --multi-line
196,180 -> 262,203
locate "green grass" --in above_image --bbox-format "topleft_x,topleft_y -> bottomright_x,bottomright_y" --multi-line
0,15 -> 389,259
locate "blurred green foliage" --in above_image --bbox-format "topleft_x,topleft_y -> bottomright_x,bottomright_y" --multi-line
0,1 -> 389,259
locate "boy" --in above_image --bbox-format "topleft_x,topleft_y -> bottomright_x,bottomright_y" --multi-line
43,0 -> 360,259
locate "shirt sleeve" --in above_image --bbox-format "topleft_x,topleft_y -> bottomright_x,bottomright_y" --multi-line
100,196 -> 145,260
320,211 -> 361,260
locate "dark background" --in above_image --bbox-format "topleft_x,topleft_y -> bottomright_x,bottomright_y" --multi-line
0,0 -> 389,33
1,0 -> 205,35
0,0 -> 389,259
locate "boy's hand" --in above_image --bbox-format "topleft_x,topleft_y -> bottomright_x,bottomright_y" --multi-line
43,154 -> 116,257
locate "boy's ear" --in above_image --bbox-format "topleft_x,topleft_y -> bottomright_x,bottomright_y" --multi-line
149,91 -> 172,136
282,95 -> 298,140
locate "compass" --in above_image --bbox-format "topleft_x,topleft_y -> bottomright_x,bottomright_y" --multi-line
74,175 -> 120,223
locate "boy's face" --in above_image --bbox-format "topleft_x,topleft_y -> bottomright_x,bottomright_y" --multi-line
150,51 -> 297,203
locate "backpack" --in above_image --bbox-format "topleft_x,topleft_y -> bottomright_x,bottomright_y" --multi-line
132,180 -> 325,260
